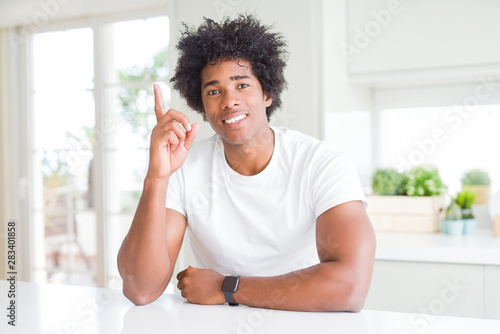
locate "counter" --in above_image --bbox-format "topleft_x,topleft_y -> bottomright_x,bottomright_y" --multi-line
375,229 -> 500,265
2,280 -> 500,333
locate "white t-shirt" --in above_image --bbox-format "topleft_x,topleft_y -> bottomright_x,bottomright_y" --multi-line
166,126 -> 366,277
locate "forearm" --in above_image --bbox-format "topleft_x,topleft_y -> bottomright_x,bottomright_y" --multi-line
118,176 -> 172,304
234,261 -> 367,312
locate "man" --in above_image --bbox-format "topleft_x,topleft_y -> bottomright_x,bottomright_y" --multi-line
117,14 -> 375,312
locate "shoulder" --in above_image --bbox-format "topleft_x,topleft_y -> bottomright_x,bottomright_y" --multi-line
274,126 -> 321,148
275,126 -> 354,169
183,133 -> 219,164
274,127 -> 321,163
190,133 -> 218,151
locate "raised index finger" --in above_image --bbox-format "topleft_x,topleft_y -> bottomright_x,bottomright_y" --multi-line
153,82 -> 167,122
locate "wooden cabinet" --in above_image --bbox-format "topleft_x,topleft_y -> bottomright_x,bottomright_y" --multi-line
346,0 -> 500,84
485,266 -> 500,320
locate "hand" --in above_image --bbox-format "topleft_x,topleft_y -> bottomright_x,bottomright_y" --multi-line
176,266 -> 226,305
147,83 -> 200,180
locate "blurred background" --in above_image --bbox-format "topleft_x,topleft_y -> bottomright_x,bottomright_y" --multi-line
0,0 -> 499,320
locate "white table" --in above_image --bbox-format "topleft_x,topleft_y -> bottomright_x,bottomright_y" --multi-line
1,280 -> 500,333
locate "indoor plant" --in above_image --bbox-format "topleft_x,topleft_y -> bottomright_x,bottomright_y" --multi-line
455,189 -> 477,234
442,201 -> 464,235
367,165 -> 447,233
461,169 -> 491,204
405,165 -> 447,197
371,168 -> 407,196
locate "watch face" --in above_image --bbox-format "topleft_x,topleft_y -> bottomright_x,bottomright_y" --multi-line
222,276 -> 239,292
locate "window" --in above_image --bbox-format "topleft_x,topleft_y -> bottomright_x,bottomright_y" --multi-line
32,27 -> 96,286
105,17 -> 170,290
378,105 -> 500,194
372,83 -> 500,196
30,15 -> 169,288
326,83 -> 500,200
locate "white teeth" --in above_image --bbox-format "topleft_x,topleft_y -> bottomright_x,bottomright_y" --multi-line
224,114 -> 247,124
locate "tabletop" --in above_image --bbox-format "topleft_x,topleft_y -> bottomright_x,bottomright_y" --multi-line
2,280 -> 500,333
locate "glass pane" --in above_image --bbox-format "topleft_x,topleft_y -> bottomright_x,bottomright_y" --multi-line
379,105 -> 500,194
33,29 -> 94,92
106,148 -> 149,214
112,16 -> 170,75
110,16 -> 170,148
104,16 -> 170,289
32,27 -> 97,286
46,272 -> 96,287
33,90 -> 95,151
106,214 -> 134,290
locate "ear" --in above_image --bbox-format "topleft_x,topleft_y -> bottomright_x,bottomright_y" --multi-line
264,94 -> 273,108
201,108 -> 208,121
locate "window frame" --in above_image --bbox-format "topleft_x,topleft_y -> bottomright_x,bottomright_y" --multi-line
21,6 -> 169,288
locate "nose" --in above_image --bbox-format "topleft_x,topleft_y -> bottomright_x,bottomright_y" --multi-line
221,89 -> 240,110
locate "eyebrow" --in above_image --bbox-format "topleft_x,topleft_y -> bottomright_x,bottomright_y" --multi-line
202,75 -> 252,89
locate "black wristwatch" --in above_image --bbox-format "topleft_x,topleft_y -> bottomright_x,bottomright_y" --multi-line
221,275 -> 240,306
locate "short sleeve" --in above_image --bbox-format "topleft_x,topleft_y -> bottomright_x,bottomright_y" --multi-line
311,147 -> 367,218
166,170 -> 186,217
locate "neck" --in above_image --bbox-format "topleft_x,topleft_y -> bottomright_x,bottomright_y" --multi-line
223,127 -> 275,176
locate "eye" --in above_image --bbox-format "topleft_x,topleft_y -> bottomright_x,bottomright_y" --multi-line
238,83 -> 249,89
207,89 -> 219,96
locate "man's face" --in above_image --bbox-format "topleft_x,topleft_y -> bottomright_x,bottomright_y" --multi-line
200,58 -> 273,147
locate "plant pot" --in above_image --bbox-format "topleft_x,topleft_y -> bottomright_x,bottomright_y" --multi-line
463,185 -> 491,205
444,220 -> 464,235
441,219 -> 448,234
366,195 -> 446,233
463,219 -> 477,235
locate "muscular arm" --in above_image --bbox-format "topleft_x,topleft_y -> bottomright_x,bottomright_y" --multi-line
177,200 -> 376,312
117,182 -> 186,305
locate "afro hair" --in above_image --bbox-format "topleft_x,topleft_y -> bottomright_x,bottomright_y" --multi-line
170,14 -> 288,120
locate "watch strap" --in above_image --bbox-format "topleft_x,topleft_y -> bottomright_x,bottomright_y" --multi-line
223,289 -> 238,306
222,275 -> 240,306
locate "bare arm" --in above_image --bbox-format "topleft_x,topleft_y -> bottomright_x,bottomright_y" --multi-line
177,200 -> 376,312
117,84 -> 199,305
117,184 -> 185,305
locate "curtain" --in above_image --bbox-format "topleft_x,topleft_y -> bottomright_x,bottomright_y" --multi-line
0,27 -> 15,280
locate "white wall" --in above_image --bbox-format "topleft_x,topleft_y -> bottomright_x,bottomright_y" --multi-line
321,0 -> 373,189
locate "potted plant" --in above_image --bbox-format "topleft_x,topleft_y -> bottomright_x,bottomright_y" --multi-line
442,201 -> 464,235
461,169 -> 491,204
455,189 -> 477,234
366,165 -> 447,233
371,168 -> 407,196
405,165 -> 447,197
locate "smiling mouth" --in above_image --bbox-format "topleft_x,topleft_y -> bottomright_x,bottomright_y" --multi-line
223,114 -> 248,124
